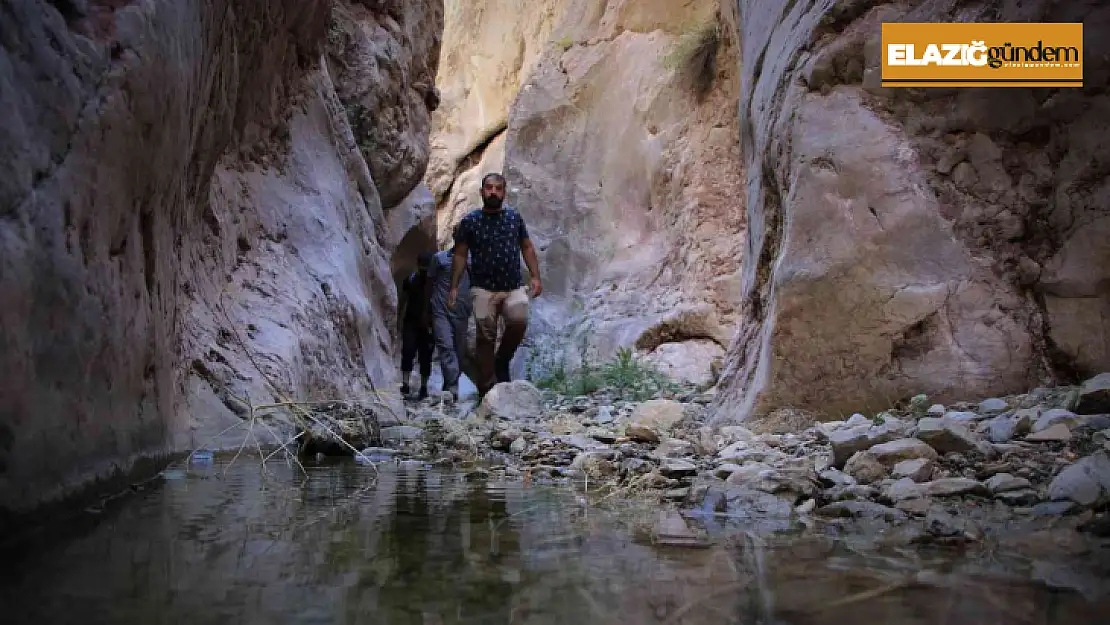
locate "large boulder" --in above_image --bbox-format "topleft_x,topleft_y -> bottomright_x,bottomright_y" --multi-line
476,381 -> 544,421
624,399 -> 687,439
641,340 -> 725,387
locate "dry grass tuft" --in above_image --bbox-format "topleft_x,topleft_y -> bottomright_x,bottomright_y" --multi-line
662,17 -> 722,100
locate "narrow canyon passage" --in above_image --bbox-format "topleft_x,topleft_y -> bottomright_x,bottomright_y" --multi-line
1,0 -> 1110,622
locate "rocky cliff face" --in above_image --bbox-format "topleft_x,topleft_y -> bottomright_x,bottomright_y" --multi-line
713,0 -> 1110,423
428,0 -> 746,386
0,0 -> 442,522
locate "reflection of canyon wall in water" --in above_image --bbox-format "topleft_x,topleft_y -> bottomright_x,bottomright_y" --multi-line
1,460 -> 751,623
0,0 -> 442,522
712,0 -> 1110,424
425,0 -> 746,387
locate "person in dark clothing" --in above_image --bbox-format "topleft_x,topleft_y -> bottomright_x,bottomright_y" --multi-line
447,173 -> 542,399
399,252 -> 434,399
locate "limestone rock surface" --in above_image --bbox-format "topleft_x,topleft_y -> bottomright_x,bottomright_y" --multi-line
0,0 -> 442,521
712,0 -> 1110,424
426,0 -> 745,383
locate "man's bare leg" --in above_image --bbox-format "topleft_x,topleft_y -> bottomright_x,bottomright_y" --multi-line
495,288 -> 531,383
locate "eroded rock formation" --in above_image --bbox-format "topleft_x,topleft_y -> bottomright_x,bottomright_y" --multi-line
0,0 -> 442,521
427,0 -> 746,386
713,0 -> 1110,423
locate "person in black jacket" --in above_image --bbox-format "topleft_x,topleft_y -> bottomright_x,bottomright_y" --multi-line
398,252 -> 434,399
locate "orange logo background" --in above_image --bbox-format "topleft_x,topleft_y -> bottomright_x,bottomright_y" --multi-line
881,22 -> 1083,87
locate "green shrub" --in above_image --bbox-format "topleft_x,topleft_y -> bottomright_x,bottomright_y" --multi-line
528,341 -> 680,401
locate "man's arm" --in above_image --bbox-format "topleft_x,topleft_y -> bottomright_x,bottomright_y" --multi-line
450,242 -> 468,291
521,237 -> 541,283
518,214 -> 542,296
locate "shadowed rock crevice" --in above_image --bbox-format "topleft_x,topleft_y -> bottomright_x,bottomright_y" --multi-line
390,221 -> 438,289
437,123 -> 507,208
432,125 -> 509,250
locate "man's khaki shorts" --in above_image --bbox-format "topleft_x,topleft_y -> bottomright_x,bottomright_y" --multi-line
472,287 -> 529,330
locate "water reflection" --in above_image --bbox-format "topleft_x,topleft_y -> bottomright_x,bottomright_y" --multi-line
0,455 -> 1106,624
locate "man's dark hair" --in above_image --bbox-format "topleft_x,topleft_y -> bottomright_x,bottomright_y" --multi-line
481,172 -> 506,187
417,252 -> 433,267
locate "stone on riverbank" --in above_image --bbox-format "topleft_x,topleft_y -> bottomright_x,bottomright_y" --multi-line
1076,373 -> 1110,415
828,420 -> 905,467
915,418 -> 979,453
1048,452 -> 1110,507
366,374 -> 1110,548
477,381 -> 544,421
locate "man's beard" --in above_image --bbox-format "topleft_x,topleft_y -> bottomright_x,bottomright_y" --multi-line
482,194 -> 503,210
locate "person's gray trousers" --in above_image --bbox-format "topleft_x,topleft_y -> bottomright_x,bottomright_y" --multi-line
432,303 -> 471,392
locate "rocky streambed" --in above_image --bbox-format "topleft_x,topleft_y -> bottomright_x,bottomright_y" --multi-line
11,373 -> 1110,624
353,374 -> 1110,556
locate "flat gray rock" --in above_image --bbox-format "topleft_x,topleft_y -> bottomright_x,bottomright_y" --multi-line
915,418 -> 979,453
892,458 -> 934,482
659,458 -> 698,477
829,420 -> 905,467
819,468 -> 857,487
1032,408 -> 1080,433
987,409 -> 1035,442
886,477 -> 986,502
1027,423 -> 1072,442
978,398 -> 1008,413
1077,373 -> 1110,414
816,501 -> 907,522
985,472 -> 1031,494
868,438 -> 939,463
1047,452 -> 1110,506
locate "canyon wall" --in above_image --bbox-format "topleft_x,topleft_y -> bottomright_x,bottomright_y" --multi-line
0,0 -> 442,523
713,0 -> 1110,423
427,0 -> 746,387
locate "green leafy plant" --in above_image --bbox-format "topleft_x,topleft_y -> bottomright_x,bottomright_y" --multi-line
598,348 -> 681,401
528,337 -> 680,401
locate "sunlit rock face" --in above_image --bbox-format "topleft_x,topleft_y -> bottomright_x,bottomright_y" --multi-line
427,0 -> 745,383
